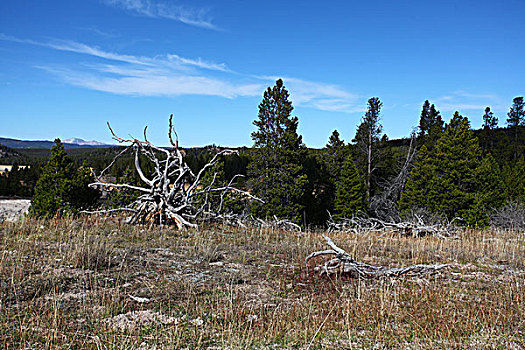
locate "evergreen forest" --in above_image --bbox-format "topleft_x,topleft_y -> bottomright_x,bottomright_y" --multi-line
1,81 -> 524,228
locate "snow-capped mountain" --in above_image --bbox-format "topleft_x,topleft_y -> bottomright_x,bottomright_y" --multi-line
63,138 -> 108,147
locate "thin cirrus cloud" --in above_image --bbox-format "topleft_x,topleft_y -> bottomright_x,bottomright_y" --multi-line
432,90 -> 505,116
2,33 -> 359,112
259,76 -> 363,113
102,0 -> 218,30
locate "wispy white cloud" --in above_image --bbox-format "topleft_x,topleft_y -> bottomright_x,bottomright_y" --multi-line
79,26 -> 119,39
258,76 -> 362,113
432,90 -> 505,115
0,33 -> 229,71
166,54 -> 229,72
39,66 -> 262,98
2,34 -> 359,112
102,0 -> 217,30
0,33 -> 151,65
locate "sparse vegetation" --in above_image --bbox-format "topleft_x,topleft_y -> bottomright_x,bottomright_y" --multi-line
1,216 -> 524,348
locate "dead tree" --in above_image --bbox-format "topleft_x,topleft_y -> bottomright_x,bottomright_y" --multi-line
490,201 -> 525,232
86,115 -> 261,229
369,132 -> 417,221
306,235 -> 448,279
326,212 -> 460,238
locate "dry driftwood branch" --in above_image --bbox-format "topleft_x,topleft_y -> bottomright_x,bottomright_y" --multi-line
327,211 -> 460,239
306,235 -> 448,279
86,114 -> 262,229
200,213 -> 302,232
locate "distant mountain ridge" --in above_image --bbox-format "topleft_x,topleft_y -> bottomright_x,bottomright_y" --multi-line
0,137 -> 114,149
63,138 -> 109,147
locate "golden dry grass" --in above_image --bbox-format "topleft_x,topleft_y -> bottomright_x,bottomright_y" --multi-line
1,216 -> 524,349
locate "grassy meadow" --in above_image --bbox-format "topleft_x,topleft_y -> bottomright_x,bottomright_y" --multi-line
1,217 -> 524,349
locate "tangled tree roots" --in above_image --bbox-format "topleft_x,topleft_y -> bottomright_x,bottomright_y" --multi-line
85,115 -> 261,229
305,235 -> 448,279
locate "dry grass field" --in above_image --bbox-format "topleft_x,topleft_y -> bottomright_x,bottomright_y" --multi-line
1,217 -> 524,349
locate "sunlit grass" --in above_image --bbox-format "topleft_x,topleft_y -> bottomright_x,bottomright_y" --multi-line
1,217 -> 524,348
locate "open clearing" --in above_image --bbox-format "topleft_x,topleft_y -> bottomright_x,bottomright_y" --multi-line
1,217 -> 524,349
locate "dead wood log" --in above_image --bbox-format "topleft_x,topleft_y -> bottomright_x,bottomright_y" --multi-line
306,235 -> 448,279
84,115 -> 262,229
327,212 -> 460,239
204,213 -> 302,232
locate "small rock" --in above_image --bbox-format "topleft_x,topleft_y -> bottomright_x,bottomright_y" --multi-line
129,295 -> 150,303
190,317 -> 204,326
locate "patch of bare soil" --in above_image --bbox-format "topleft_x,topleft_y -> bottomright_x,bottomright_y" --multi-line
0,199 -> 30,222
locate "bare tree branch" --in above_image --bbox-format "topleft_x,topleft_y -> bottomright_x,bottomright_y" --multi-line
87,115 -> 261,229
306,235 -> 448,279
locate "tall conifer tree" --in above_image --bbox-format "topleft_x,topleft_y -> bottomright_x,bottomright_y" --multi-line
248,79 -> 308,224
483,107 -> 498,130
29,139 -> 98,218
506,96 -> 525,159
418,100 -> 444,150
400,112 -> 504,226
333,154 -> 367,220
325,129 -> 347,182
353,97 -> 383,201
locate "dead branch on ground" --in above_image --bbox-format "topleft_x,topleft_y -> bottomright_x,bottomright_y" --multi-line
327,212 -> 460,238
305,235 -> 448,279
204,213 -> 302,232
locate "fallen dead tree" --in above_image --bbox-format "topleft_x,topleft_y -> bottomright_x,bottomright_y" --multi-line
212,213 -> 302,232
85,115 -> 261,229
305,235 -> 448,278
327,212 -> 460,239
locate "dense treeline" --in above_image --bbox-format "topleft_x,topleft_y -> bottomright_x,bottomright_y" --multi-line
1,81 -> 523,226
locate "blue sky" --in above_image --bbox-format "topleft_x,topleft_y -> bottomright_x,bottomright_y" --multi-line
1,0 -> 524,147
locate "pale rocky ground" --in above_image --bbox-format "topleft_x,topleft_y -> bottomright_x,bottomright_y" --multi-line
0,199 -> 30,222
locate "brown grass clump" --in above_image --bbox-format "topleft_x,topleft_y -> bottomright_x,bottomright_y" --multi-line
0,217 -> 524,349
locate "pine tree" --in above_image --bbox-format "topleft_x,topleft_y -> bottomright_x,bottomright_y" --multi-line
464,153 -> 505,225
430,112 -> 483,221
324,129 -> 347,182
398,145 -> 434,213
418,100 -> 431,137
507,97 -> 525,128
506,96 -> 525,159
314,129 -> 349,217
483,107 -> 498,130
502,156 -> 525,203
353,97 -> 383,201
333,154 -> 367,220
248,79 -> 308,224
29,139 -> 98,218
481,106 -> 498,152
428,104 -> 444,140
418,101 -> 444,150
400,112 -> 504,226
